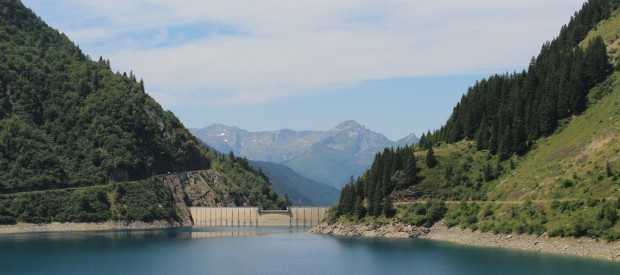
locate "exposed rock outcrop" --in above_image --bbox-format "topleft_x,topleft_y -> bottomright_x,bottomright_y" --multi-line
309,222 -> 429,238
179,170 -> 249,207
160,173 -> 193,227
311,220 -> 620,261
159,170 -> 253,226
422,221 -> 620,261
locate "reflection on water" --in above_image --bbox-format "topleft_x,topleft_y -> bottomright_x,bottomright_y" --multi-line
191,227 -> 307,239
0,227 -> 310,242
1,227 -> 619,275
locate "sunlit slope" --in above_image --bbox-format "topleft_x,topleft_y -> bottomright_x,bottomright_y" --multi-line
488,12 -> 620,201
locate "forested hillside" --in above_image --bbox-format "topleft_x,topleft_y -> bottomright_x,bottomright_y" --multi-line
0,0 -> 213,192
0,0 -> 284,225
330,0 -> 620,241
419,0 -> 618,160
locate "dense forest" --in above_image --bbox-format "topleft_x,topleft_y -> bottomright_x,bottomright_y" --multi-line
331,0 -> 620,240
419,0 -> 619,160
0,0 -> 286,224
336,146 -> 418,219
0,0 -> 214,193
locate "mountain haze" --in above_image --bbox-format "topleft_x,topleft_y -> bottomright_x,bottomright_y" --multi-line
191,120 -> 419,187
248,160 -> 340,206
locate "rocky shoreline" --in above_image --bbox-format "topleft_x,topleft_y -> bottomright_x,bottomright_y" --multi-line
309,222 -> 430,238
310,220 -> 620,261
0,220 -> 189,234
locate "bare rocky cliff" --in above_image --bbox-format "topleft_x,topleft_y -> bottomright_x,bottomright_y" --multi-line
159,170 -> 254,226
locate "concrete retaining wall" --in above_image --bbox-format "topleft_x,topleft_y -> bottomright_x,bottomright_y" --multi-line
189,207 -> 329,228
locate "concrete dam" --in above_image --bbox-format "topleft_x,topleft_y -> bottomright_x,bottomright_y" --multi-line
189,207 -> 329,228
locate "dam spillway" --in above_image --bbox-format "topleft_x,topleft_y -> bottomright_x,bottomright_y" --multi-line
189,207 -> 329,228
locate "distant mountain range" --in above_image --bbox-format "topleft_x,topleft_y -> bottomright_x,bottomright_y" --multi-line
190,120 -> 418,188
248,160 -> 340,206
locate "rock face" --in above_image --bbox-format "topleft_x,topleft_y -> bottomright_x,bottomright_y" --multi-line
161,170 -> 251,208
161,174 -> 193,227
191,121 -> 419,188
159,170 -> 255,226
309,222 -> 430,238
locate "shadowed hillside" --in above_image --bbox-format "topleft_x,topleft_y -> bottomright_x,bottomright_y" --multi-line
0,0 -> 285,225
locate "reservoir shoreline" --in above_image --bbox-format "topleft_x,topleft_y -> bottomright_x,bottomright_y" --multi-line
310,220 -> 620,261
0,220 -> 188,234
4,219 -> 620,262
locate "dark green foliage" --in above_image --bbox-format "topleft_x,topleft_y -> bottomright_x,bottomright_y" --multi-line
447,201 -> 549,236
111,179 -> 176,223
0,0 -> 211,193
561,179 -> 574,188
0,0 -> 286,224
604,160 -> 620,180
276,194 -> 292,210
382,196 -> 395,218
337,176 -> 365,220
214,150 -> 286,210
426,0 -> 619,160
445,201 -> 481,229
549,200 -> 620,241
441,199 -> 620,241
0,187 -> 111,224
415,146 -> 494,202
425,147 -> 437,168
399,199 -> 447,227
0,178 -> 182,224
417,130 -> 434,150
0,118 -> 67,191
335,146 -> 420,219
329,0 -> 620,241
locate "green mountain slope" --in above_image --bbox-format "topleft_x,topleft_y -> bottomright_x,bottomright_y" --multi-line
0,0 -> 211,191
0,0 -> 284,225
489,58 -> 620,200
330,0 -> 620,241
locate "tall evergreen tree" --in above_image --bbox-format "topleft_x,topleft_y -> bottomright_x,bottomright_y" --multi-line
426,147 -> 438,168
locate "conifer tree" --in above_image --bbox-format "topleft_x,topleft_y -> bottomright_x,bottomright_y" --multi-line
426,147 -> 438,168
418,132 -> 426,150
383,197 -> 395,217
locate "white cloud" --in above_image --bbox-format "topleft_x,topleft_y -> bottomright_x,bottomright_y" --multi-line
24,0 -> 586,106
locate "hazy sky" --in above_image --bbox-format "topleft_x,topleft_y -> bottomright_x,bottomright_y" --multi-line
23,0 -> 586,140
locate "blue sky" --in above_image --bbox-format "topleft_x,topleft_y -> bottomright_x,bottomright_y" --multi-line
23,0 -> 586,140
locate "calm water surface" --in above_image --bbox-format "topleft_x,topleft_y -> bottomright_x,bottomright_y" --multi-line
1,227 -> 619,275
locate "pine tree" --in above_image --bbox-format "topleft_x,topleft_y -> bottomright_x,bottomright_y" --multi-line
403,151 -> 418,187
584,36 -> 613,86
383,197 -> 395,217
418,132 -> 426,150
426,147 -> 438,168
511,117 -> 528,155
483,163 -> 494,182
488,129 -> 498,154
338,177 -> 356,217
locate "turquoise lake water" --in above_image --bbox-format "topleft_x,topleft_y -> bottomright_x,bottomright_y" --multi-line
0,227 -> 619,275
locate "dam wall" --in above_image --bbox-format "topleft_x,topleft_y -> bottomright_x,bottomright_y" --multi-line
189,207 -> 329,228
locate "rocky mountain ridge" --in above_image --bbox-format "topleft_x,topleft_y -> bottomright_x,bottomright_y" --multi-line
191,120 -> 418,187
